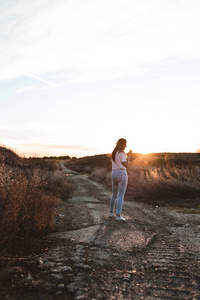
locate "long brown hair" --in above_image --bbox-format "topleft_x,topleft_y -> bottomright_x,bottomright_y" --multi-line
112,138 -> 127,162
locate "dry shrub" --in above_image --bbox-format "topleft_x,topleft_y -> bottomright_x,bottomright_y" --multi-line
65,154 -> 111,174
23,159 -> 73,201
89,167 -> 111,186
0,148 -> 74,255
126,161 -> 200,204
0,164 -> 58,254
45,169 -> 73,201
82,154 -> 200,205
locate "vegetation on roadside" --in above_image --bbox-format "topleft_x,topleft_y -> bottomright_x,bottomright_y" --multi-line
0,146 -> 73,256
41,155 -> 74,160
1,148 -> 200,256
65,154 -> 110,173
126,153 -> 200,205
65,152 -> 200,206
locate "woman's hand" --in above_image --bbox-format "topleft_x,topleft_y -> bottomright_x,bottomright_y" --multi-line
127,150 -> 132,167
127,150 -> 132,157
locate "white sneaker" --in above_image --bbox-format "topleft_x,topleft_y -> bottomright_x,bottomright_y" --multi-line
109,213 -> 114,218
115,216 -> 126,221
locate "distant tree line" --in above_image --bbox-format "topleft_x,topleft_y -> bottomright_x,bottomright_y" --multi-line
28,155 -> 77,160
42,155 -> 77,160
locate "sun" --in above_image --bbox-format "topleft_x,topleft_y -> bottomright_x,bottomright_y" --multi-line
125,129 -> 167,154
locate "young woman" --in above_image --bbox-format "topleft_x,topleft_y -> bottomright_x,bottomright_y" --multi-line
109,138 -> 132,221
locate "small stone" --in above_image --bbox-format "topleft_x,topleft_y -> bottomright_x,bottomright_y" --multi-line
24,273 -> 32,281
75,294 -> 88,300
81,264 -> 91,270
122,274 -> 131,281
56,291 -> 63,296
68,282 -> 79,293
44,262 -> 56,268
38,259 -> 43,264
51,266 -> 72,273
56,263 -> 64,266
58,283 -> 65,288
74,264 -> 91,270
60,266 -> 73,272
128,270 -> 137,274
90,247 -> 98,251
71,256 -> 82,262
50,273 -> 63,281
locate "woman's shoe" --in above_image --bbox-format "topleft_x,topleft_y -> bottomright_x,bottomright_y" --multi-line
109,213 -> 114,218
115,216 -> 126,221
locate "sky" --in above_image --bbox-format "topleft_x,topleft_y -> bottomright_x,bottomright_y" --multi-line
1,0 -> 200,157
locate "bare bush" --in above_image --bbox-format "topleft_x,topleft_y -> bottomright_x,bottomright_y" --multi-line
76,153 -> 200,205
65,154 -> 111,174
89,167 -> 111,185
126,161 -> 200,204
0,148 -> 73,255
45,169 -> 73,201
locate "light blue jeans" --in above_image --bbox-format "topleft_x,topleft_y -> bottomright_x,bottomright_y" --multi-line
110,169 -> 128,215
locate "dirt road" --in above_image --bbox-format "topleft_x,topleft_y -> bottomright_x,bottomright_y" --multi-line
1,162 -> 200,299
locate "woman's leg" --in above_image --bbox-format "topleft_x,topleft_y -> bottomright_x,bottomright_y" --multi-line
110,173 -> 118,213
116,173 -> 128,216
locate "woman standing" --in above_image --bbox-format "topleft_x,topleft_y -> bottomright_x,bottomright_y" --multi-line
109,138 -> 132,221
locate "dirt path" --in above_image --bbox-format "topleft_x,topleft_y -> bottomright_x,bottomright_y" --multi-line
1,162 -> 200,299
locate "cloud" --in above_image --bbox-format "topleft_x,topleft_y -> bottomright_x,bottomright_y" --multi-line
15,73 -> 60,92
1,0 -> 200,83
26,73 -> 60,88
21,143 -> 97,152
16,85 -> 38,93
13,142 -> 98,157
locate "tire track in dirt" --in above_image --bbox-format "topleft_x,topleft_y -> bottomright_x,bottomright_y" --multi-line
133,234 -> 200,299
54,163 -> 200,299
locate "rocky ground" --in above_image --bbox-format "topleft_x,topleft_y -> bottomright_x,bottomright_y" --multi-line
1,162 -> 200,299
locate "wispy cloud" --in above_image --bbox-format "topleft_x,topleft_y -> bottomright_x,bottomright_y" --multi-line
1,0 -> 200,83
26,73 -> 60,88
16,85 -> 38,93
13,142 -> 98,157
16,73 -> 60,92
21,143 -> 97,152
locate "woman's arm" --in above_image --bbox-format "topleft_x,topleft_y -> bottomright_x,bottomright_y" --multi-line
121,161 -> 128,168
121,150 -> 132,169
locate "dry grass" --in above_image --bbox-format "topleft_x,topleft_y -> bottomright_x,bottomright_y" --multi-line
126,160 -> 200,204
64,154 -> 111,174
89,167 -> 111,185
173,207 -> 200,214
66,152 -> 200,207
0,147 -> 73,255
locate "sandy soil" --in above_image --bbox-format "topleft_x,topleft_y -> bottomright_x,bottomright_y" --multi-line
1,162 -> 200,299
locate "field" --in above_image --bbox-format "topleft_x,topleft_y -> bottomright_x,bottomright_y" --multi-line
1,148 -> 200,255
65,152 -> 200,209
1,149 -> 200,298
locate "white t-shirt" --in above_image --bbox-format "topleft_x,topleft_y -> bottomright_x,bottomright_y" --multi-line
112,151 -> 127,170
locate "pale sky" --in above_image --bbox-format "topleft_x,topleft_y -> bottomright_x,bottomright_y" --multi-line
1,0 -> 200,157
